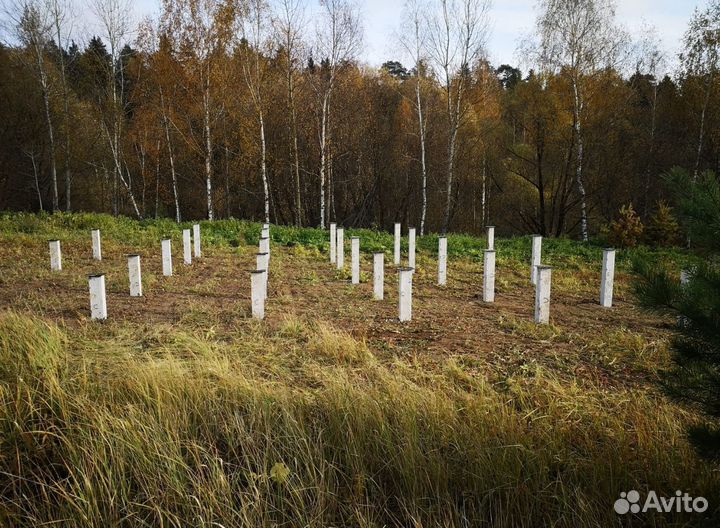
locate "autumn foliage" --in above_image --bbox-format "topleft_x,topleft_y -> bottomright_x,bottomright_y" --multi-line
1,0 -> 719,241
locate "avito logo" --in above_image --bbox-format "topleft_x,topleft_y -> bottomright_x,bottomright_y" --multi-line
614,490 -> 708,515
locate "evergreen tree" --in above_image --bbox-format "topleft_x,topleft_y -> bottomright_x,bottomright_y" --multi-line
496,64 -> 522,90
381,60 -> 409,80
634,167 -> 720,459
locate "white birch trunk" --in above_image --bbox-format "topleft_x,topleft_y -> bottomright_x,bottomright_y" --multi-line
319,94 -> 330,228
259,112 -> 270,223
161,89 -> 181,223
35,46 -> 59,212
417,78 -> 428,236
204,72 -> 214,221
573,79 -> 589,241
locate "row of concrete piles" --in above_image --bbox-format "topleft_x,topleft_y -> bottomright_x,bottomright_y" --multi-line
326,224 -> 618,325
49,223 -> 618,324
49,222 -> 272,322
48,224 -> 202,320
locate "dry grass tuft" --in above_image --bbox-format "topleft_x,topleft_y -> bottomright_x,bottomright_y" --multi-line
307,322 -> 374,364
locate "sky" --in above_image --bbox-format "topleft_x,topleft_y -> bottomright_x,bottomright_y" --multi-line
129,0 -> 701,73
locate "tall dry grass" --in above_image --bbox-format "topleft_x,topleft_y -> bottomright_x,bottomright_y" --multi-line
0,311 -> 717,527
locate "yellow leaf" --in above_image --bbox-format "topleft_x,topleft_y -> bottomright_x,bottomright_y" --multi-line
270,462 -> 290,485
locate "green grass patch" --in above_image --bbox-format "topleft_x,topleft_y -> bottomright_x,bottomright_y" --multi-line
0,211 -> 695,272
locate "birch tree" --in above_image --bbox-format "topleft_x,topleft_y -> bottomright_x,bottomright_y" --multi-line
681,1 -> 720,180
161,0 -> 236,221
136,21 -> 183,222
273,0 -> 306,226
426,0 -> 491,233
399,0 -> 430,235
634,25 -> 665,215
9,1 -> 60,211
311,0 -> 362,228
24,148 -> 43,210
160,86 -> 182,222
532,0 -> 626,241
240,0 -> 272,224
90,0 -> 142,218
49,0 -> 73,211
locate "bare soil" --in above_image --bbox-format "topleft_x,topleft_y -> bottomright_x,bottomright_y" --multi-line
0,238 -> 672,388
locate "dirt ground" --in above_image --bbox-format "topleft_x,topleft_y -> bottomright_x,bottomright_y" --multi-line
0,236 -> 672,389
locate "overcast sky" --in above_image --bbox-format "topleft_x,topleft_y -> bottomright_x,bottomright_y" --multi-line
125,0 -> 700,73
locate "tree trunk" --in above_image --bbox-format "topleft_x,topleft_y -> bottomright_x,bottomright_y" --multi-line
53,14 -> 72,213
225,145 -> 231,219
122,164 -> 142,219
329,141 -> 336,221
243,36 -> 271,224
103,44 -> 142,221
572,79 -> 589,241
100,165 -> 108,211
109,41 -> 122,217
167,134 -> 181,222
154,138 -> 160,219
288,58 -> 303,226
536,133 -> 547,237
485,162 -> 491,227
642,83 -> 658,218
319,93 -> 330,228
113,168 -> 119,216
416,78 -> 428,235
481,157 -> 487,229
30,152 -> 43,211
442,69 -> 464,234
62,126 -> 71,210
35,49 -> 59,212
259,111 -> 270,223
204,72 -> 214,221
161,96 -> 181,223
694,78 -> 712,182
443,122 -> 458,233
137,141 -> 147,217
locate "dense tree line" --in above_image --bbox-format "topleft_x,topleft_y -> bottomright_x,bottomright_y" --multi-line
1,0 -> 719,238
